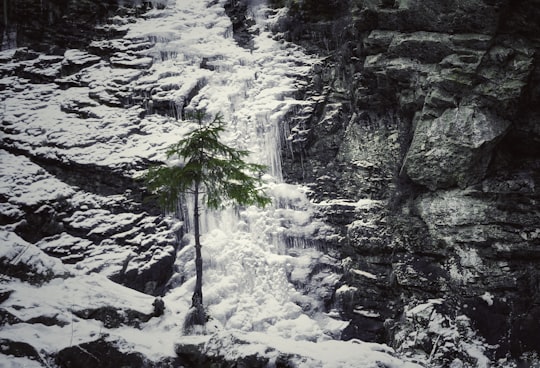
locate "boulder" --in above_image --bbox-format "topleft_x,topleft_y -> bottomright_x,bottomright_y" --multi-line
56,339 -> 149,368
175,337 -> 270,368
73,306 -> 153,329
403,105 -> 510,190
0,339 -> 45,365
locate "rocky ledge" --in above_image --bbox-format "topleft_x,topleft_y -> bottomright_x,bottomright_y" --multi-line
1,1 -> 410,367
0,1 -> 187,297
271,0 -> 540,366
0,1 -> 199,366
2,0 -> 540,366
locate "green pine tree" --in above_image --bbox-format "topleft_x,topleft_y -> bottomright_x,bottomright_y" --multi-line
143,110 -> 271,328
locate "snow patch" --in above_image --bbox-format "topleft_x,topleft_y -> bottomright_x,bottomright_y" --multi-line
480,292 -> 494,306
0,229 -> 68,277
174,331 -> 422,368
351,268 -> 378,280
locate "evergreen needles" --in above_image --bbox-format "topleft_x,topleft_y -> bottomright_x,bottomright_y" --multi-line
142,110 -> 271,328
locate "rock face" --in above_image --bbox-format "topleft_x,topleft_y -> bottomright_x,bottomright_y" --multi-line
0,0 -> 145,51
0,1 -> 182,296
2,0 -> 540,366
1,4 -> 187,363
271,0 -> 540,365
404,106 -> 511,190
1,2 -> 361,367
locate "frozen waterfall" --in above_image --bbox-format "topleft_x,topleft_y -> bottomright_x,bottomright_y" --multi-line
127,0 -> 345,340
0,0 -> 422,366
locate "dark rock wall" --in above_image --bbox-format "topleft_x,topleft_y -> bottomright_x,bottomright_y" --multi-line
0,0 -> 141,51
272,0 -> 540,364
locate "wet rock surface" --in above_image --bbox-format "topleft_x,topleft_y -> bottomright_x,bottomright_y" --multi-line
272,0 -> 540,365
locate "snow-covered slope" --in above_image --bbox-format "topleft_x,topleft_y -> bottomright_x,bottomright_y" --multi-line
0,0 -> 422,366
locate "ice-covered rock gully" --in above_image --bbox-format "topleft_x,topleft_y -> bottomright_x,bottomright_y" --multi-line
0,1 -> 421,366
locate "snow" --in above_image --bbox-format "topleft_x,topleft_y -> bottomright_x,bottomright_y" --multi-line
0,357 -> 45,368
0,276 -> 154,359
0,265 -> 419,366
448,245 -> 484,284
354,308 -> 381,318
480,292 -> 494,306
351,268 -> 378,280
0,229 -> 68,277
318,198 -> 383,209
406,299 -> 444,317
0,0 -> 420,366
65,210 -> 144,236
0,151 -> 75,206
175,330 -> 424,368
2,275 -> 152,322
63,49 -> 101,66
336,284 -> 358,294
461,342 -> 490,368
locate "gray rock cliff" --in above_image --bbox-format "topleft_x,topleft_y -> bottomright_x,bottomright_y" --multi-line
271,0 -> 540,365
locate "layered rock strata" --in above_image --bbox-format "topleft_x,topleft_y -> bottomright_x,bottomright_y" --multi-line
272,0 -> 540,365
0,1 -> 182,297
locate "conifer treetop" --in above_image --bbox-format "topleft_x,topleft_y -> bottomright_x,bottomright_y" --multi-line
144,110 -> 271,211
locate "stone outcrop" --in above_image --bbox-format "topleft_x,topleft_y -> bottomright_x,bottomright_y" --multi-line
2,0 -> 540,366
271,0 -> 540,364
404,106 -> 511,190
0,2 -> 187,364
0,0 -> 149,51
223,0 -> 258,49
0,0 -> 183,297
56,339 -> 151,368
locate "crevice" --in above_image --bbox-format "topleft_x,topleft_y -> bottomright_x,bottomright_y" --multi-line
223,0 -> 257,50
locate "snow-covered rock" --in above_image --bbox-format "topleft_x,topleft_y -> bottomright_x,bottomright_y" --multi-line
0,0 -> 434,367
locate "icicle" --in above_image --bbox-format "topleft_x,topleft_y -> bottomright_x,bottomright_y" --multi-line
125,0 -> 344,342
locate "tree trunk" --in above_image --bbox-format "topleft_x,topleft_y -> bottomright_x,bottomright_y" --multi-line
191,181 -> 205,325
